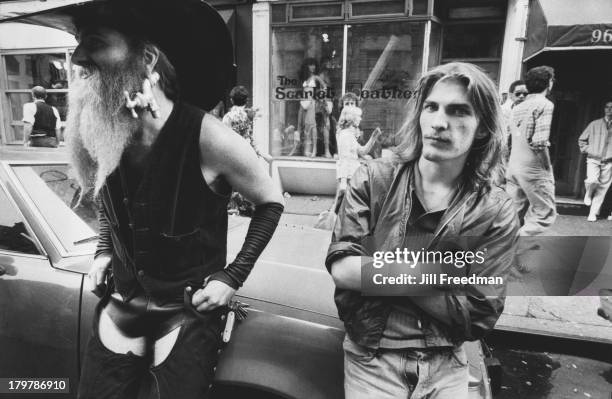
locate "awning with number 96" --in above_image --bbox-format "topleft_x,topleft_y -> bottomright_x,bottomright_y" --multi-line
524,0 -> 612,61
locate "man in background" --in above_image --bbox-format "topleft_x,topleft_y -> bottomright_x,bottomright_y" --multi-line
223,85 -> 272,163
22,85 -> 61,147
502,80 -> 528,120
505,66 -> 556,236
578,101 -> 612,221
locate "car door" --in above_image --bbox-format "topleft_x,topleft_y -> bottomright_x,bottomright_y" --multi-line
0,178 -> 82,397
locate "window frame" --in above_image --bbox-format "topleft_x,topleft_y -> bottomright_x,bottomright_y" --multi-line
288,2 -> 345,22
0,174 -> 46,258
271,0 -> 438,24
269,19 -> 432,157
439,19 -> 505,83
2,161 -> 97,258
0,47 -> 74,145
347,0 -> 409,19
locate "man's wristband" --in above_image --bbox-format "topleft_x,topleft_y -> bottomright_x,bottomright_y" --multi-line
221,202 -> 284,288
209,270 -> 241,290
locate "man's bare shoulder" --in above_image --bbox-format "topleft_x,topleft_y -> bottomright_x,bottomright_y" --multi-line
199,113 -> 247,158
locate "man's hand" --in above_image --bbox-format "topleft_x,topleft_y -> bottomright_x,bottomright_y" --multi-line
191,280 -> 236,312
87,255 -> 111,293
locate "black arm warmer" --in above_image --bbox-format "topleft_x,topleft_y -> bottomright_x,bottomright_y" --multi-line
210,202 -> 284,289
95,204 -> 113,259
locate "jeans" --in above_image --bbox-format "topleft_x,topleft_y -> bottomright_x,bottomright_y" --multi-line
505,166 -> 556,236
77,300 -> 225,399
343,335 -> 469,399
585,158 -> 612,218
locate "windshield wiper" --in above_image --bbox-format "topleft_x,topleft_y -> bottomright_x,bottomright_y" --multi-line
74,235 -> 99,245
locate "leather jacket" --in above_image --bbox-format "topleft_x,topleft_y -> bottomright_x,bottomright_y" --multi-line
325,159 -> 519,348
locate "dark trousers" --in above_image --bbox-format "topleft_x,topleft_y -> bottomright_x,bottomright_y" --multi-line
30,136 -> 58,148
78,301 -> 225,399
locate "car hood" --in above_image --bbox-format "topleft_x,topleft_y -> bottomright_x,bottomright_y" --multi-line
227,216 -> 338,318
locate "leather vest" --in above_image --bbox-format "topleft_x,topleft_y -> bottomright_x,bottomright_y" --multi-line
100,102 -> 230,302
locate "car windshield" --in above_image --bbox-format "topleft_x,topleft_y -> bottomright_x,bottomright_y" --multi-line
10,163 -> 99,254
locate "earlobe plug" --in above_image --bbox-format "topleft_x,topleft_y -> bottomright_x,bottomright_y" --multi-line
122,72 -> 161,119
124,91 -> 139,118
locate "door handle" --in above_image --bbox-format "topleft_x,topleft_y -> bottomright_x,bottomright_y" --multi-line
0,265 -> 6,276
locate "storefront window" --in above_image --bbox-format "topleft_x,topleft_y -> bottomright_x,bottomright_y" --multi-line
346,22 -> 425,150
270,25 -> 344,157
270,22 -> 426,158
2,51 -> 71,144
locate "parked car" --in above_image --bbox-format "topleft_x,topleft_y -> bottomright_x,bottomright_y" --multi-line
0,161 -> 493,398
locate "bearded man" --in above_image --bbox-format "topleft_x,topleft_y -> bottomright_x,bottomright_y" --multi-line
4,1 -> 284,398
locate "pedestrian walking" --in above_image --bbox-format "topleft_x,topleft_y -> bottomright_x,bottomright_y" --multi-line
223,85 -> 272,163
505,66 -> 557,236
335,105 -> 381,198
578,101 -> 612,221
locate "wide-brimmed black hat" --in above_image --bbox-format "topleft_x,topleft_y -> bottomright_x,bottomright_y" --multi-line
0,0 -> 236,111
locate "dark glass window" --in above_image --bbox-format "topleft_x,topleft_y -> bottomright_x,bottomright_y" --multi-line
290,3 -> 343,20
272,4 -> 287,23
412,0 -> 429,14
0,187 -> 40,255
442,23 -> 504,59
351,1 -> 405,17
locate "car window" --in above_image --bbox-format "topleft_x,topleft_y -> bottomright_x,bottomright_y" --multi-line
0,185 -> 41,255
10,164 -> 98,254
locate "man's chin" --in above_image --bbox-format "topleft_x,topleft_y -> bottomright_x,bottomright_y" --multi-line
420,149 -> 467,165
421,149 -> 446,163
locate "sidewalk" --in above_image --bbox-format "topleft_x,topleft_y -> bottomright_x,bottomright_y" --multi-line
281,194 -> 612,344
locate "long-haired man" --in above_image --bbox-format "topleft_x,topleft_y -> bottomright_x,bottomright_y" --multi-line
7,1 -> 284,398
326,62 -> 518,398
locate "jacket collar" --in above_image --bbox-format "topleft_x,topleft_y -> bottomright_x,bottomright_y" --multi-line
375,161 -> 474,251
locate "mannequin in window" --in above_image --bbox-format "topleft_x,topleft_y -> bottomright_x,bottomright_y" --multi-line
297,58 -> 329,157
317,57 -> 335,158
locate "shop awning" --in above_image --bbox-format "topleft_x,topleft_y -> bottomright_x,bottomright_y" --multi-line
217,8 -> 235,42
524,0 -> 612,61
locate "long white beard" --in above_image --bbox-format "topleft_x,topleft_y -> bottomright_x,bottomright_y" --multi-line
65,67 -> 141,197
